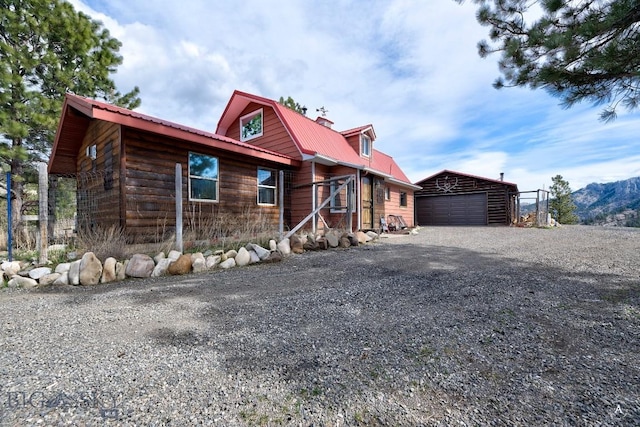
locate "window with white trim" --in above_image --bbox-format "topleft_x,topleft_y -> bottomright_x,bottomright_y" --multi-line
189,152 -> 219,201
361,134 -> 371,157
385,186 -> 390,201
257,168 -> 277,205
240,108 -> 263,141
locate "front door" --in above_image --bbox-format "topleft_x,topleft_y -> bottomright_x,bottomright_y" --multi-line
361,176 -> 373,229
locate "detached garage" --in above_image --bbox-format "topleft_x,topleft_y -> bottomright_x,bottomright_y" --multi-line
414,170 -> 518,226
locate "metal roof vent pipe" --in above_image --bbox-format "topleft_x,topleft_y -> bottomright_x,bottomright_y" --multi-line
500,172 -> 504,181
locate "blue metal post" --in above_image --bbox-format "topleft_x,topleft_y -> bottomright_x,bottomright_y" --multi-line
6,172 -> 12,261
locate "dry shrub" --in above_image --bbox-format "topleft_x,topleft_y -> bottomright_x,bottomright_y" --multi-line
183,203 -> 278,251
75,225 -> 129,261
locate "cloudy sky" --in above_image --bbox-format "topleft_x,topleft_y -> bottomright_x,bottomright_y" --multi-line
69,0 -> 640,192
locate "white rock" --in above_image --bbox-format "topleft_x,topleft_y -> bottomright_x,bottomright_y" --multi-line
206,255 -> 222,269
28,267 -> 52,280
249,250 -> 261,264
269,239 -> 277,252
68,260 -> 81,285
366,231 -> 379,240
55,262 -> 71,274
2,261 -> 21,278
125,254 -> 155,278
277,238 -> 291,256
153,252 -> 166,264
225,249 -> 238,259
39,273 -> 61,287
167,250 -> 182,261
249,244 -> 270,260
79,252 -> 103,285
235,247 -> 251,267
53,272 -> 69,285
116,261 -> 126,281
192,257 -> 207,273
219,258 -> 236,269
101,257 -> 118,283
8,276 -> 38,289
151,258 -> 172,277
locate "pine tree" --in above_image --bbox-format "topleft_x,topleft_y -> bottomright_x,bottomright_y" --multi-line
0,0 -> 140,234
457,0 -> 640,121
550,175 -> 579,224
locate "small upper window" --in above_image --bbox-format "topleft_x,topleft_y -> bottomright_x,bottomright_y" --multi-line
189,152 -> 219,202
240,109 -> 263,141
385,187 -> 390,201
257,168 -> 277,205
361,134 -> 371,157
400,191 -> 407,207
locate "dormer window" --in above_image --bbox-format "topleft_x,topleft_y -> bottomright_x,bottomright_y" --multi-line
361,134 -> 371,157
240,108 -> 263,141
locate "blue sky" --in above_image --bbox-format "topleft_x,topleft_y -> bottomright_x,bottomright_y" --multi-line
70,0 -> 640,192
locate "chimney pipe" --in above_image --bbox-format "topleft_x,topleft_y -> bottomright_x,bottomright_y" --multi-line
500,172 -> 504,181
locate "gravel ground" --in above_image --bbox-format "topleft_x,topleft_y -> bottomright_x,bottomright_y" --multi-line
1,225 -> 639,426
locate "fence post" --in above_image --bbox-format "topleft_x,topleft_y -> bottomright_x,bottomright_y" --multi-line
175,163 -> 183,253
6,172 -> 12,262
279,170 -> 284,239
38,163 -> 48,265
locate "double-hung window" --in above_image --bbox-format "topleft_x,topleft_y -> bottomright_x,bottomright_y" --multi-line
257,168 -> 277,205
361,134 -> 371,157
400,191 -> 407,207
189,152 -> 219,201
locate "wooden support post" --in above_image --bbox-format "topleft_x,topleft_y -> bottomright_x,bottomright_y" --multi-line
175,163 -> 183,252
279,170 -> 284,240
38,163 -> 48,265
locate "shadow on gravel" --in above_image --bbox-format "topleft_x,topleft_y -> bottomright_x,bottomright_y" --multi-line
29,240 -> 640,424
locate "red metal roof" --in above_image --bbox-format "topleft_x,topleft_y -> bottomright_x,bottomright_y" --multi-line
216,90 -> 414,186
49,94 -> 299,174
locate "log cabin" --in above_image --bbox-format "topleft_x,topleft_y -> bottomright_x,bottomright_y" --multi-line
48,91 -> 418,242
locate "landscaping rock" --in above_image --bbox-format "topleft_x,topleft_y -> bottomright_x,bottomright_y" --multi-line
290,234 -> 304,254
53,272 -> 69,286
206,255 -> 221,269
219,258 -> 236,269
152,258 -> 172,277
248,243 -> 270,260
69,260 -> 81,285
277,238 -> 291,256
225,249 -> 238,259
366,231 -> 379,240
235,247 -> 251,267
8,276 -> 38,289
28,267 -> 52,280
264,251 -> 283,263
126,254 -> 155,278
192,257 -> 207,273
346,233 -> 359,246
249,250 -> 261,264
38,273 -> 61,287
116,261 -> 127,281
168,254 -> 192,275
167,250 -> 182,261
154,252 -> 166,264
79,252 -> 103,286
339,236 -> 351,248
101,257 -> 118,283
1,261 -> 22,279
55,262 -> 71,274
269,239 -> 277,252
325,232 -> 339,248
356,231 -> 370,244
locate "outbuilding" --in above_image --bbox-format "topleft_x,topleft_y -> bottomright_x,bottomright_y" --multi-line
414,170 -> 518,226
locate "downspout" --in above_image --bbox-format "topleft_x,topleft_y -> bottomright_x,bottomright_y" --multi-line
311,161 -> 316,234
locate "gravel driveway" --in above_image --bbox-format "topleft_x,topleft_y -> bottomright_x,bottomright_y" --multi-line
1,226 -> 639,426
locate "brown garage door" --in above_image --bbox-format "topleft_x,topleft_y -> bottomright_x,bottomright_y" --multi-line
416,193 -> 488,226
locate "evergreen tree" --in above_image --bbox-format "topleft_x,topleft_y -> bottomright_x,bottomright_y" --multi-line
550,175 -> 579,224
0,0 -> 140,233
278,96 -> 307,115
457,0 -> 640,121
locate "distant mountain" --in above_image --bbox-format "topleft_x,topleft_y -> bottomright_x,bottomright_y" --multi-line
572,177 -> 640,226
